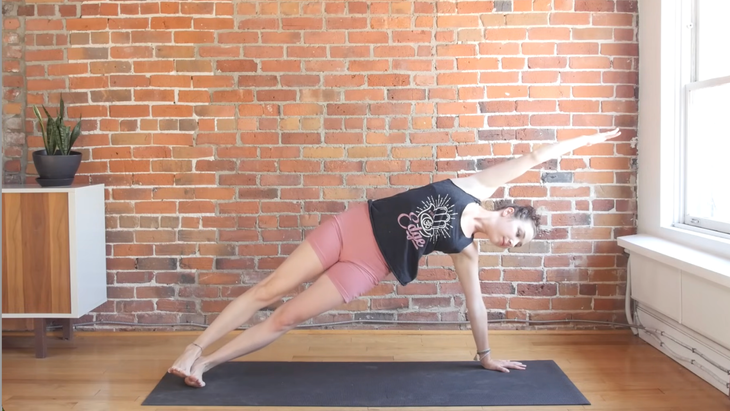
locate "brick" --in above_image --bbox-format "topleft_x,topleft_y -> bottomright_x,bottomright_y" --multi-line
617,1 -> 638,12
508,185 -> 547,197
506,13 -> 548,26
573,28 -> 613,40
551,240 -> 594,254
136,258 -> 177,270
594,185 -> 634,199
501,255 -> 542,268
521,44 -> 556,59
550,13 -> 591,25
594,213 -> 635,226
479,42 -> 520,55
602,100 -> 637,113
502,269 -> 541,282
510,297 -> 550,310
592,14 -> 634,27
558,42 -> 599,55
551,186 -> 591,197
552,213 -> 592,226
517,283 -> 557,296
552,297 -> 593,310
542,172 -> 573,183
528,86 -> 571,99
576,1 -> 615,12
437,15 -> 480,28
601,43 -> 638,56
412,298 -> 451,309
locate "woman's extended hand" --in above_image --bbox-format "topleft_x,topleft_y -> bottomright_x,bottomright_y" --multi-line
480,357 -> 527,373
584,127 -> 622,146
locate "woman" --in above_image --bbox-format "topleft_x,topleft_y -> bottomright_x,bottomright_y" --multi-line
169,127 -> 622,387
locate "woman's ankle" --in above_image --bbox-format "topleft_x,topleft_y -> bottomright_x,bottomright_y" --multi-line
196,355 -> 217,372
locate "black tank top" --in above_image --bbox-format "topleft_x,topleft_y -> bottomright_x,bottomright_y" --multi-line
367,179 -> 482,286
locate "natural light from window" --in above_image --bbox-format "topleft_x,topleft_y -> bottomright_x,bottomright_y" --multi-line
696,0 -> 730,81
686,82 -> 730,229
683,0 -> 730,236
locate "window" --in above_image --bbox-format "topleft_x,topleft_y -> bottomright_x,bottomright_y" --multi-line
680,0 -> 730,237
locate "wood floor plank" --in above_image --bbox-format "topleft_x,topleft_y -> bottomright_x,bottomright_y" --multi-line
2,330 -> 729,410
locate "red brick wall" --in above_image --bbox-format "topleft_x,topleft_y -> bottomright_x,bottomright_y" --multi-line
1,0 -> 638,330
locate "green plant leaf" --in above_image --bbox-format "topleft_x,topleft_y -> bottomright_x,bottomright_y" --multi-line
47,117 -> 59,155
64,125 -> 71,154
58,93 -> 65,123
41,105 -> 52,121
69,118 -> 82,151
45,116 -> 56,154
55,119 -> 64,155
55,95 -> 66,154
33,105 -> 50,154
61,124 -> 71,155
42,106 -> 57,154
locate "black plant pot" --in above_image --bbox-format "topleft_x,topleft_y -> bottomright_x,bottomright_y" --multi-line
32,149 -> 82,187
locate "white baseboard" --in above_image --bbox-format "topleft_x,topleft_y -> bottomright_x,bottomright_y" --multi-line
635,303 -> 730,395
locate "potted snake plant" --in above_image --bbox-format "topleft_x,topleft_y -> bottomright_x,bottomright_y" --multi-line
32,94 -> 83,187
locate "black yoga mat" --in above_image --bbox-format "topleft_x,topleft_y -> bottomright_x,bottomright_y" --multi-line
143,360 -> 590,407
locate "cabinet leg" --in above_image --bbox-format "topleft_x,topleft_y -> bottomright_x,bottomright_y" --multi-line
62,319 -> 74,341
34,318 -> 47,359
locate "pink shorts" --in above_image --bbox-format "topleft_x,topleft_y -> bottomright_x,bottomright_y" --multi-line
305,202 -> 391,303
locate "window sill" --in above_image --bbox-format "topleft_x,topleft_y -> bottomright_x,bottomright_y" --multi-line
617,234 -> 730,288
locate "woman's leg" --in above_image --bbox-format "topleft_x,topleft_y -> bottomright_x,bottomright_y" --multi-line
168,240 -> 330,378
183,271 -> 347,387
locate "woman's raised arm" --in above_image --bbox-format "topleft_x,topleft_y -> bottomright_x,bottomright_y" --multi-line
462,128 -> 622,194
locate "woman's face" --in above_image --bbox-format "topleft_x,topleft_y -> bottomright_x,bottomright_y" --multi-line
489,208 -> 536,249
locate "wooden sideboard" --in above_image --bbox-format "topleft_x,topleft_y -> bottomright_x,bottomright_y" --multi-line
2,183 -> 107,357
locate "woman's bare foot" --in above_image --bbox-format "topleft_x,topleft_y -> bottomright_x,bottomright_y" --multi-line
168,343 -> 203,379
184,357 -> 212,388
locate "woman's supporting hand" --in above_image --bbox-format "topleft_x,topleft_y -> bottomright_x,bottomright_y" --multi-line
480,357 -> 527,373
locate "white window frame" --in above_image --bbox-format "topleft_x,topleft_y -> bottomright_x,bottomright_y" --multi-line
675,0 -> 730,239
630,0 -> 730,261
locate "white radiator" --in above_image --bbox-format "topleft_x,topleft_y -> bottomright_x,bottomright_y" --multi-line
621,237 -> 730,395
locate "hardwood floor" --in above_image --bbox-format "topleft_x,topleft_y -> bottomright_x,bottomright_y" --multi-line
2,329 -> 730,410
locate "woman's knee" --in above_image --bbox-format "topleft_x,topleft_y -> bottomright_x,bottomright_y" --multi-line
250,280 -> 284,307
268,305 -> 303,332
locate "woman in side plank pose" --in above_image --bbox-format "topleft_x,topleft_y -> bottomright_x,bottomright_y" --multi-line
169,128 -> 622,387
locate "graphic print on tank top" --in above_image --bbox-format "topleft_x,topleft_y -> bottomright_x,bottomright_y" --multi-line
398,195 -> 455,250
368,179 -> 482,286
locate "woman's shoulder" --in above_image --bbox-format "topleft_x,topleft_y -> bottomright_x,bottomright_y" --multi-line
447,177 -> 496,201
